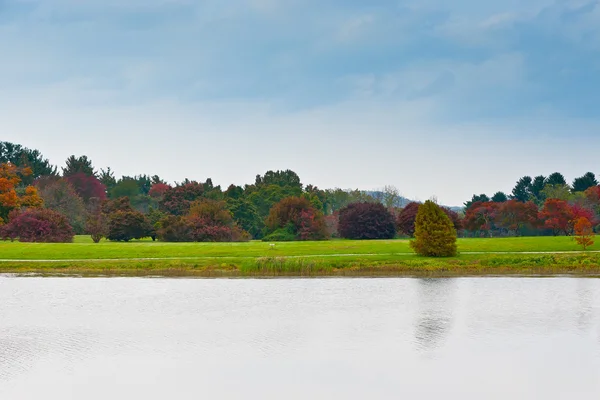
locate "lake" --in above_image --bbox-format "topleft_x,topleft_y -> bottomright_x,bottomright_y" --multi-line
1,277 -> 599,399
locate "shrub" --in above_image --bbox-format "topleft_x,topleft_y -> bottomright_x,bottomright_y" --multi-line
410,200 -> 457,257
106,210 -> 151,242
0,208 -> 74,242
263,225 -> 298,242
338,202 -> 396,240
265,196 -> 328,241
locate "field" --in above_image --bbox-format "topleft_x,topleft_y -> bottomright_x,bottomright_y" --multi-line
1,236 -> 600,277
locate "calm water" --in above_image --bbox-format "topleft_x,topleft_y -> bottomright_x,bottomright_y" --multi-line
1,277 -> 600,399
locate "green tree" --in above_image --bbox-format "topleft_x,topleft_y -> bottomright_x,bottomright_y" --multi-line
410,200 -> 457,257
546,172 -> 567,186
63,155 -> 96,177
491,192 -> 508,203
99,168 -> 117,193
531,175 -> 546,203
541,184 -> 572,202
572,172 -> 598,193
511,176 -> 533,202
255,170 -> 302,192
464,194 -> 490,209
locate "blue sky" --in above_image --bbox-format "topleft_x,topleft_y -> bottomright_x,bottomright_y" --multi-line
1,0 -> 599,205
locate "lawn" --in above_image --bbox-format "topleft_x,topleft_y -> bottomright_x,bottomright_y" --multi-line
0,236 -> 599,277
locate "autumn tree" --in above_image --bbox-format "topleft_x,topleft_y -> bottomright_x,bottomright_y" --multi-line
397,202 -> 421,237
540,199 -> 574,236
159,181 -> 205,215
0,142 -> 57,185
338,202 -> 396,240
264,196 -> 328,241
463,201 -> 500,237
494,200 -> 538,236
410,201 -> 457,257
37,179 -> 87,234
0,163 -> 43,222
574,217 -> 594,250
65,173 -> 107,204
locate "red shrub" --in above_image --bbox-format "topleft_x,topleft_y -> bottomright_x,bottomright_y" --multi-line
1,208 -> 74,242
396,202 -> 420,237
265,196 -> 328,241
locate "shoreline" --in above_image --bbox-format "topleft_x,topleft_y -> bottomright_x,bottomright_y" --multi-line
3,253 -> 600,278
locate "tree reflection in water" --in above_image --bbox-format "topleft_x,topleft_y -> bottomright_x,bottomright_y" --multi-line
414,278 -> 457,353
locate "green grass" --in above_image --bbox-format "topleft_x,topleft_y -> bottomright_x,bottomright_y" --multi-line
1,236 -> 599,277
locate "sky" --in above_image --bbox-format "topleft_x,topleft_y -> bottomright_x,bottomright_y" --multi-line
1,0 -> 599,206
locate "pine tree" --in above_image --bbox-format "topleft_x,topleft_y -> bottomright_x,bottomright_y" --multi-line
410,200 -> 457,257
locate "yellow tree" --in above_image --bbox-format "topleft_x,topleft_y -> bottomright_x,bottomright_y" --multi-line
574,217 -> 595,251
0,163 -> 43,223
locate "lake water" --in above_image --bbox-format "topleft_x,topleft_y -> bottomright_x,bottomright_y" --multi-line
1,277 -> 599,399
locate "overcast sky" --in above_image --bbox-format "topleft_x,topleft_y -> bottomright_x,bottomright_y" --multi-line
1,0 -> 599,206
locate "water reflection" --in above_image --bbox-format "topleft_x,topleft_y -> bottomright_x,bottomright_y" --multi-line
414,278 -> 456,352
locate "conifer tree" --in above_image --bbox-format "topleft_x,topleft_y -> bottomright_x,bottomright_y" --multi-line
410,200 -> 457,257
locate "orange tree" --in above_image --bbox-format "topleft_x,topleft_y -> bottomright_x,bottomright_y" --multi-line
574,217 -> 594,250
0,162 -> 43,223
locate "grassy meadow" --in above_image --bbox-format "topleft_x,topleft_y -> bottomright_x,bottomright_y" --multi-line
2,236 -> 600,277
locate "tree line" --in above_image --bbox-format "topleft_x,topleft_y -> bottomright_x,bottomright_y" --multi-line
2,141 -> 599,243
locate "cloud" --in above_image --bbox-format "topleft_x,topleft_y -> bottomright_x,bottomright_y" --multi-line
1,0 -> 599,205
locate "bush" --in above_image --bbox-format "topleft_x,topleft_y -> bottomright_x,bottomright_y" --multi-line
265,197 -> 328,241
338,202 -> 396,240
410,200 -> 457,257
0,208 -> 74,242
106,210 -> 151,242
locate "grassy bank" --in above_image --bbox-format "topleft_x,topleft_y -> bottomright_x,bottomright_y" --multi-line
2,236 -> 600,277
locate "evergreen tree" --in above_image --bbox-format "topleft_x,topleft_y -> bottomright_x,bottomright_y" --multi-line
491,191 -> 508,203
63,155 -> 96,177
572,172 -> 598,193
546,172 -> 567,186
410,200 -> 457,257
511,176 -> 533,202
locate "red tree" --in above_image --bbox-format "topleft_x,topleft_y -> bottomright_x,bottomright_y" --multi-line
574,217 -> 594,250
494,200 -> 539,235
149,183 -> 171,199
338,202 -> 396,240
463,201 -> 500,237
159,182 -> 205,215
65,173 -> 106,203
265,196 -> 328,241
540,199 -> 574,236
396,202 -> 420,237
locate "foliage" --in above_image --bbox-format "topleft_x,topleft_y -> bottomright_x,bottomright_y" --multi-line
410,200 -> 457,257
86,209 -> 108,243
338,202 -> 396,240
546,172 -> 567,186
540,199 -> 574,236
491,192 -> 508,203
63,155 -> 96,177
65,173 -> 106,203
228,197 -> 263,239
1,208 -> 74,242
149,183 -> 171,200
494,200 -> 538,235
106,210 -> 151,242
99,167 -> 117,193
541,184 -> 572,202
574,217 -> 594,250
397,202 -> 420,237
572,172 -> 598,193
159,182 -> 205,215
37,179 -> 87,234
0,142 -> 57,185
265,196 -> 328,241
511,176 -> 533,202
322,188 -> 377,215
255,170 -> 302,191
110,178 -> 141,200
463,201 -> 499,237
464,194 -> 490,209
0,163 -> 43,221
